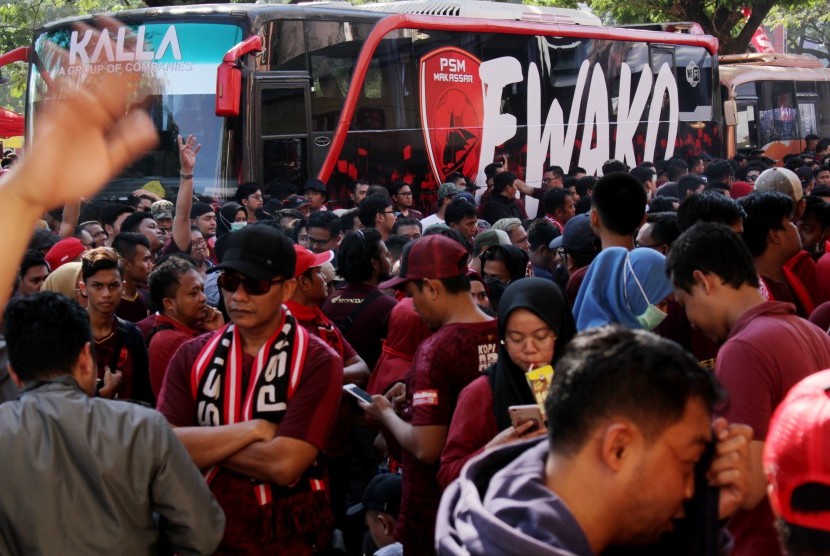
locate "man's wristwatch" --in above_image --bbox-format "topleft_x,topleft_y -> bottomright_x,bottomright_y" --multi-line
180,172 -> 194,179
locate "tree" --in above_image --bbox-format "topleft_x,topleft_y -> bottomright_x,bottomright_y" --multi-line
767,0 -> 829,64
578,0 -> 809,55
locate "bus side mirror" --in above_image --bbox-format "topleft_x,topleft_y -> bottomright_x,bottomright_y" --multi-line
216,62 -> 241,117
724,99 -> 738,127
215,36 -> 263,117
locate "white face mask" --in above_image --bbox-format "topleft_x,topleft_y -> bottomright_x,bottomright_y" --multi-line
230,222 -> 247,231
624,253 -> 668,330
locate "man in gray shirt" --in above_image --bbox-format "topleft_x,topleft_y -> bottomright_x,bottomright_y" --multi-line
0,292 -> 224,555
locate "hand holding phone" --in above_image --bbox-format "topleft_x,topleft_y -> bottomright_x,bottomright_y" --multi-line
508,404 -> 543,431
343,383 -> 373,404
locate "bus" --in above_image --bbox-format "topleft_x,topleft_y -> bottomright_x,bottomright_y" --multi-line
5,1 -> 719,213
720,53 -> 830,160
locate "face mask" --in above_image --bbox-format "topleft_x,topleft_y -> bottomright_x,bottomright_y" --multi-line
230,222 -> 247,231
624,253 -> 668,330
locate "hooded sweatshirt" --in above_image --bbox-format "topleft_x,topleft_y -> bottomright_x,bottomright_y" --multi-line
437,437 -> 593,556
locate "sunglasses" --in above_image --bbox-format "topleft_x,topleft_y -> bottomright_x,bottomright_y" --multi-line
218,272 -> 287,296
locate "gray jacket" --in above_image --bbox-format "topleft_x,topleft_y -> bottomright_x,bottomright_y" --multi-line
0,377 -> 225,555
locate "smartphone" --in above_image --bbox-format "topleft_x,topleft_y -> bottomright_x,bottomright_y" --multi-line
343,383 -> 373,404
508,404 -> 543,430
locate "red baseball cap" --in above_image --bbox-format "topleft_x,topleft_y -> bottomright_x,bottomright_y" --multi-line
764,369 -> 830,531
45,237 -> 86,271
379,235 -> 468,290
293,244 -> 334,277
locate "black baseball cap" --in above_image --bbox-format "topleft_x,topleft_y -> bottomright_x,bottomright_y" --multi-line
303,178 -> 328,195
209,224 -> 295,280
346,473 -> 402,517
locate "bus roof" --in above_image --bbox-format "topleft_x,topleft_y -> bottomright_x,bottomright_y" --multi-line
719,62 -> 830,90
719,52 -> 825,68
351,0 -> 602,26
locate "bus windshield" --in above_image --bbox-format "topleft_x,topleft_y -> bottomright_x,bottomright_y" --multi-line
28,21 -> 244,199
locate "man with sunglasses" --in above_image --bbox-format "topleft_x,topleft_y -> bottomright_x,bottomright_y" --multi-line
157,224 -> 344,555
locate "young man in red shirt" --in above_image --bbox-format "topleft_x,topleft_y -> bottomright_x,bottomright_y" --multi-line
361,234 -> 498,555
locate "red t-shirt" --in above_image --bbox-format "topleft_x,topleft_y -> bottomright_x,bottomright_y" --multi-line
156,330 -> 342,555
716,301 -> 830,556
438,375 -> 497,489
115,288 -> 151,323
147,314 -> 202,397
396,319 -> 498,555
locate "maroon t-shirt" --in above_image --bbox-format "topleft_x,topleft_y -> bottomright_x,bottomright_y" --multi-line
157,329 -> 342,555
716,301 -> 830,556
147,314 -> 202,397
115,288 -> 151,323
322,283 -> 397,369
396,319 -> 498,555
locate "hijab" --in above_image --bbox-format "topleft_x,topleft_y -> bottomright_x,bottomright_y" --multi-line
486,278 -> 576,431
216,202 -> 245,238
573,247 -> 673,332
41,262 -> 82,301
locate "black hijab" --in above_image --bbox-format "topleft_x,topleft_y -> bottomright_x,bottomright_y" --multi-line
486,278 -> 576,431
216,201 -> 244,237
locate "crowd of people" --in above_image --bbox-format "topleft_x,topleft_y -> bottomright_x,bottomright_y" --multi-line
1,35 -> 829,556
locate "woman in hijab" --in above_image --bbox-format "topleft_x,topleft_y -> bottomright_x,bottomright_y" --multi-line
572,246 -> 673,332
438,278 -> 575,488
215,201 -> 247,238
40,261 -> 86,308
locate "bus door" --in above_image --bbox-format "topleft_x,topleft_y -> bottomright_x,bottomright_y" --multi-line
256,78 -> 312,190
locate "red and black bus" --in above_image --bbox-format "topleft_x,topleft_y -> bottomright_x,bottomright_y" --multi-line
3,0 -> 719,213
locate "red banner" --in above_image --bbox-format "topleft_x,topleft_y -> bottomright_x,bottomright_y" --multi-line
419,47 -> 484,183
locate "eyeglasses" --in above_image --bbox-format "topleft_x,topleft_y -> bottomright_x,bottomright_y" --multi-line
383,209 -> 397,215
307,236 -> 332,247
218,272 -> 287,296
398,191 -> 413,197
248,194 -> 263,200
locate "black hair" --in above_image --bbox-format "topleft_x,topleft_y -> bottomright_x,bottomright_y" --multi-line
444,197 -> 477,226
480,245 -> 528,283
389,181 -> 410,197
666,222 -> 759,293
385,234 -> 411,261
337,228 -> 385,283
367,184 -> 390,199
738,191 -> 795,257
803,196 -> 830,228
547,325 -> 726,455
543,188 -> 573,215
148,256 -> 197,312
677,175 -> 706,199
423,225 -> 471,253
601,159 -> 628,174
492,172 -> 517,194
20,249 -> 48,279
234,182 -> 261,204
666,160 -> 689,182
358,194 -> 392,228
307,210 -> 341,238
775,483 -> 830,556
289,218 -> 307,244
677,192 -> 746,232
81,247 -> 121,281
125,193 -> 153,209
629,166 -> 654,187
340,208 -> 361,233
592,172 -> 647,235
574,176 -> 597,198
568,166 -> 586,176
649,196 -> 680,213
814,165 -> 830,178
704,159 -> 734,183
120,211 -> 155,234
392,217 -> 422,235
4,292 -> 93,382
643,212 -> 680,246
349,179 -> 369,193
111,232 -> 150,262
484,162 -> 503,179
528,219 -> 560,250
811,185 -> 830,199
99,203 -> 135,230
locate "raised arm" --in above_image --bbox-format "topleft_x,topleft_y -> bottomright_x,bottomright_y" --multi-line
171,134 -> 201,252
0,40 -> 157,309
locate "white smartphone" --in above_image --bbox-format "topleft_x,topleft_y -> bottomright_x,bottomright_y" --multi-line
508,404 -> 543,430
343,383 -> 373,404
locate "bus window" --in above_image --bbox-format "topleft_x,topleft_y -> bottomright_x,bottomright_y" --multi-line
262,20 -> 307,71
799,102 -> 818,137
736,102 -> 758,150
262,88 -> 307,135
759,81 -> 797,144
